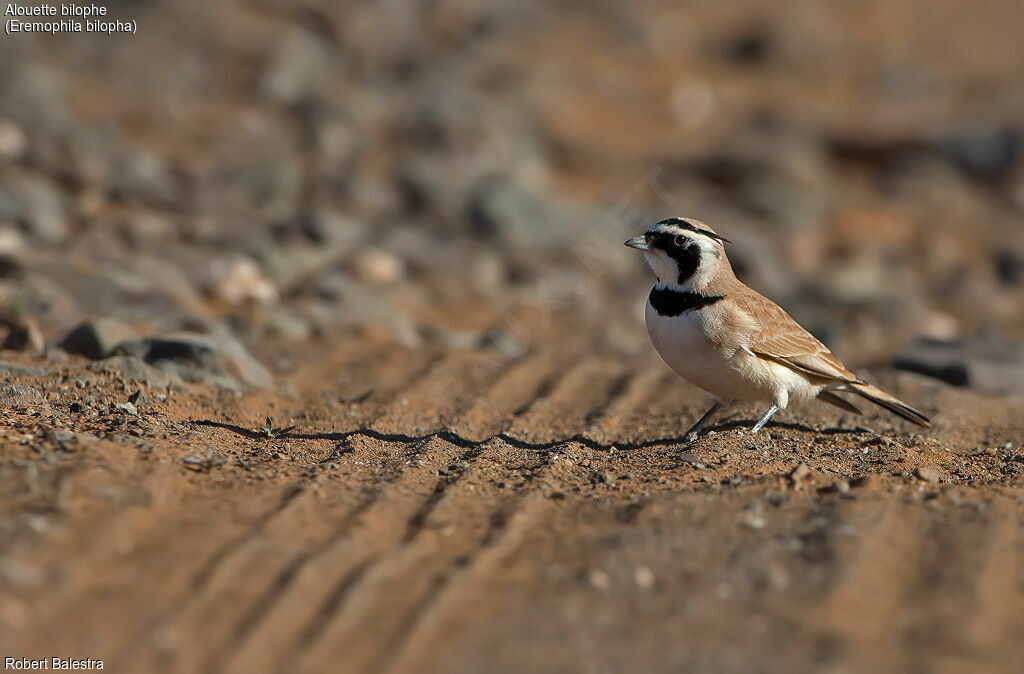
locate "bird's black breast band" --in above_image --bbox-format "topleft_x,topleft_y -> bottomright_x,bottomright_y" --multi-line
649,287 -> 725,317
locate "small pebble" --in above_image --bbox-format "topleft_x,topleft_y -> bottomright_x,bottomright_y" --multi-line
588,569 -> 610,590
0,119 -> 27,159
634,566 -> 655,589
742,511 -> 766,529
789,462 -> 812,484
350,248 -> 404,285
202,255 -> 278,305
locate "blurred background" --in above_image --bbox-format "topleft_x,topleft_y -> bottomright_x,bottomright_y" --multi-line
1,0 -> 1023,384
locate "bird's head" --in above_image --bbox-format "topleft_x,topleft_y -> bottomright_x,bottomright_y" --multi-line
624,217 -> 732,291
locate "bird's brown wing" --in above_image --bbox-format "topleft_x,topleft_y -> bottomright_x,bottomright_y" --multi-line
731,290 -> 859,384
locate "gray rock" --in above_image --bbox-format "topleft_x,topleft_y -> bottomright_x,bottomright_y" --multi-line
0,360 -> 50,377
994,250 -> 1024,286
915,466 -> 941,484
88,355 -> 180,390
467,180 -> 546,246
466,179 -> 601,253
0,315 -> 44,354
259,244 -> 346,293
938,127 -> 1019,181
398,158 -> 469,224
314,116 -> 357,166
0,382 -> 46,408
297,210 -> 366,247
478,330 -> 527,358
7,171 -> 68,243
266,308 -> 312,342
260,27 -> 333,105
895,337 -> 1024,395
110,333 -> 272,390
111,335 -> 222,369
108,149 -> 178,205
58,318 -> 137,360
0,183 -> 23,222
15,271 -> 84,327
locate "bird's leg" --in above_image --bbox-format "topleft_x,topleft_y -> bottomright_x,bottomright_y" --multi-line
749,404 -> 779,434
685,401 -> 722,440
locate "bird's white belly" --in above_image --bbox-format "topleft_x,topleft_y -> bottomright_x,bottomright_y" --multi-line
645,300 -> 768,401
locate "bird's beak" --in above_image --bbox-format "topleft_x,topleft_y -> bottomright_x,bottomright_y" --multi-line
624,235 -> 650,251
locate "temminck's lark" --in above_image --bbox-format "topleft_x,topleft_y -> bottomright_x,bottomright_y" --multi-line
625,217 -> 931,437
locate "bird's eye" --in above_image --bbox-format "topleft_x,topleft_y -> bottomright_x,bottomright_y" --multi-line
673,235 -> 687,248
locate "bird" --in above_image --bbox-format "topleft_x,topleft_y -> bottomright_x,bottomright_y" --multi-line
624,217 -> 931,438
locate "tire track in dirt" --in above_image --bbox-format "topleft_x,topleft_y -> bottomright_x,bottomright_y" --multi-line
368,360 -> 680,674
204,435 -> 447,674
0,435 -> 186,652
112,344 -> 448,672
315,355 -> 700,459
337,344 -> 447,426
590,363 -> 675,442
502,356 -> 632,443
18,462 -> 306,661
111,342 -> 437,648
219,355 -> 582,673
262,436 -> 512,674
805,496 -> 928,672
292,439 -> 531,674
292,357 -> 628,673
368,349 -> 511,436
220,434 -> 469,674
364,493 -> 542,674
962,501 -> 1024,670
448,352 -> 565,442
217,396 -> 568,672
375,372 -> 670,673
899,501 -> 1001,669
206,350 -> 551,674
0,335 -> 374,657
149,351 -> 512,674
113,478 -> 325,665
379,492 -> 553,674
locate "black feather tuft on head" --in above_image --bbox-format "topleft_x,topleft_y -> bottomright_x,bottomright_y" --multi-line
655,217 -> 732,244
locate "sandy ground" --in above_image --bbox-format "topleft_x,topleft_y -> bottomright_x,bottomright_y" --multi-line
1,315 -> 1022,673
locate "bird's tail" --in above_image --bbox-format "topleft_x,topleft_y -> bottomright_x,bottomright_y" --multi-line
848,382 -> 931,427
